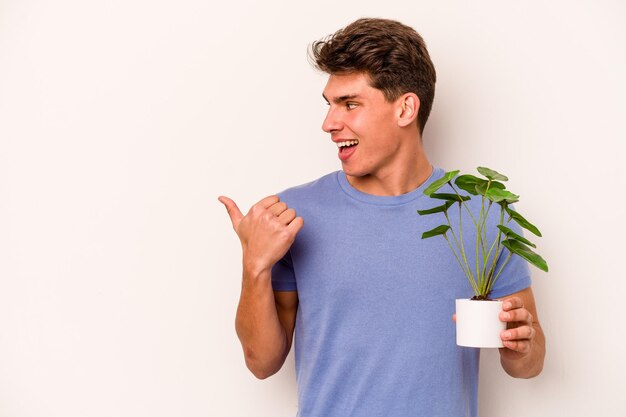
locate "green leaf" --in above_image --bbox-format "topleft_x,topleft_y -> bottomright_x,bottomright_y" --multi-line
454,175 -> 482,195
497,225 -> 536,248
423,170 -> 460,196
429,193 -> 471,202
505,206 -> 542,237
421,225 -> 451,239
501,239 -> 548,272
486,188 -> 520,204
477,167 -> 509,182
475,180 -> 505,196
417,201 -> 455,215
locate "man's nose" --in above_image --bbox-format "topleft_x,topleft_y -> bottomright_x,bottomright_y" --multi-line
322,107 -> 342,133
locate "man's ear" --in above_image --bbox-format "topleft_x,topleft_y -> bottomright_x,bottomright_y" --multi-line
397,93 -> 420,127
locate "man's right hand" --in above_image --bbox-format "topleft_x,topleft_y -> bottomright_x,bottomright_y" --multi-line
218,195 -> 304,274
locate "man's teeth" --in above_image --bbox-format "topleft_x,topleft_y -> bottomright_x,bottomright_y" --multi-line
337,140 -> 359,148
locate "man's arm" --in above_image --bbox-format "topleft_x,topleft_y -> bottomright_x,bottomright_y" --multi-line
498,286 -> 545,378
219,195 -> 303,379
235,268 -> 298,379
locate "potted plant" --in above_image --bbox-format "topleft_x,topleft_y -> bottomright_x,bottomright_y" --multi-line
418,167 -> 548,348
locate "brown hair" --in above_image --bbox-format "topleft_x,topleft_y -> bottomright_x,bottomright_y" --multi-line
310,18 -> 436,134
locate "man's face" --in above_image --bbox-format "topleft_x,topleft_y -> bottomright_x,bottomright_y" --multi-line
322,72 -> 404,179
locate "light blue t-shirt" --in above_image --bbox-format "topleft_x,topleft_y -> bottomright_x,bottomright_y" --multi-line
272,167 -> 531,417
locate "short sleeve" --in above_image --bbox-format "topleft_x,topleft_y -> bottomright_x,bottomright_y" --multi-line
489,217 -> 533,299
272,250 -> 297,291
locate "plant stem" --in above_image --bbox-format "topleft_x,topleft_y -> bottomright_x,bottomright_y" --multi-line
448,182 -> 484,295
477,182 -> 496,294
444,235 -> 479,296
491,250 -> 513,290
483,204 -> 507,294
481,202 -> 501,286
486,209 -> 520,294
483,201 -> 493,253
449,183 -> 478,227
477,194 -> 488,293
457,202 -> 469,280
444,210 -> 474,289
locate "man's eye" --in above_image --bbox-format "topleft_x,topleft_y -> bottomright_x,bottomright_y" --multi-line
346,102 -> 358,109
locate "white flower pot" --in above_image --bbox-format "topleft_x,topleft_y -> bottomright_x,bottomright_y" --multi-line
455,299 -> 505,348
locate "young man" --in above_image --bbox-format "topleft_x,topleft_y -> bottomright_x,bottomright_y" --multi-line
219,18 -> 545,417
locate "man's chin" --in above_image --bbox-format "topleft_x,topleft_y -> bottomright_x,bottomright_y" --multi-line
343,169 -> 371,182
342,168 -> 365,178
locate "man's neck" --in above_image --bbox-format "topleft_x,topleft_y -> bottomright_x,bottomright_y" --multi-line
346,149 -> 433,196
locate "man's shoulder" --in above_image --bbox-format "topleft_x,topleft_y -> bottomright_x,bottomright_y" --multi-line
277,171 -> 341,202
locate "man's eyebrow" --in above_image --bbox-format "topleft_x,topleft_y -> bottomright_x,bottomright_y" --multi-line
322,93 -> 360,104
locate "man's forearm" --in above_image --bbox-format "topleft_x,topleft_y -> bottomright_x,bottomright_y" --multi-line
500,323 -> 545,378
235,264 -> 288,379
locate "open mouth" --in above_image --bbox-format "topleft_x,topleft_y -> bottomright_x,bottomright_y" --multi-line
337,140 -> 359,152
336,139 -> 359,160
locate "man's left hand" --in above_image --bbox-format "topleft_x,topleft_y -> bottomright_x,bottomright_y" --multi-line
499,296 -> 536,360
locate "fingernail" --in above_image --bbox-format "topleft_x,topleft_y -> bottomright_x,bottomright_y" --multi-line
502,312 -> 510,320
504,302 -> 512,309
503,331 -> 511,340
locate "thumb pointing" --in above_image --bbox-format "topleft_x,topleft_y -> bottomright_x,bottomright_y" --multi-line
218,196 -> 244,230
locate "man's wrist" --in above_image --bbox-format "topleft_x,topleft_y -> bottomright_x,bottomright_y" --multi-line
242,258 -> 272,280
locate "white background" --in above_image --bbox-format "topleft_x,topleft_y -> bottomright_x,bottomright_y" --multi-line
1,0 -> 624,416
